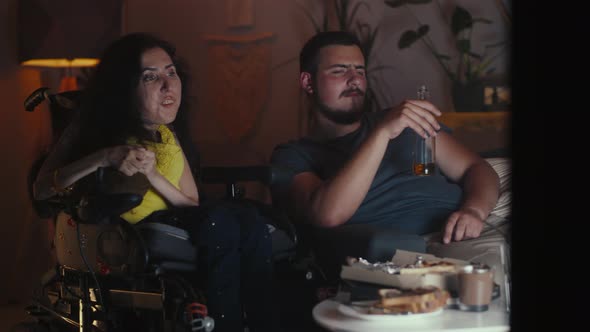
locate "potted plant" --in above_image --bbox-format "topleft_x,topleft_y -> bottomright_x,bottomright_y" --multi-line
384,0 -> 510,112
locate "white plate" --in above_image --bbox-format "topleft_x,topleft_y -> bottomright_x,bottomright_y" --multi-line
338,301 -> 443,321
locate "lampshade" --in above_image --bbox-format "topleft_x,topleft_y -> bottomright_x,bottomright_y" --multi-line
18,0 -> 123,90
20,58 -> 100,68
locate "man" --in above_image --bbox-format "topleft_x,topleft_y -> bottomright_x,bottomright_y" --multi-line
270,31 -> 500,278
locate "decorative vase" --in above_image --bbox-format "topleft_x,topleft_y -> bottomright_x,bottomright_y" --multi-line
452,81 -> 485,112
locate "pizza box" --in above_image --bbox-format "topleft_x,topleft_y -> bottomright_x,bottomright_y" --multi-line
340,250 -> 469,293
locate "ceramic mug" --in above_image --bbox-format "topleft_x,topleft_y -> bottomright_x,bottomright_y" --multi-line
457,263 -> 494,312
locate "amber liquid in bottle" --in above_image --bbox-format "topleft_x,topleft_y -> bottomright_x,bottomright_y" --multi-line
413,162 -> 436,176
413,85 -> 436,176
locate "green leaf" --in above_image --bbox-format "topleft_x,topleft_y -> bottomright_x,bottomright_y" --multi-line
472,18 -> 493,24
384,0 -> 431,8
349,2 -> 371,22
417,25 -> 429,35
364,24 -> 380,63
398,31 -> 419,49
467,51 -> 482,60
384,0 -> 404,8
417,24 -> 429,37
348,1 -> 371,31
334,0 -> 342,16
473,57 -> 494,75
355,22 -> 372,58
435,53 -> 451,61
334,0 -> 347,31
398,25 -> 429,49
371,24 -> 381,45
451,6 -> 473,35
485,40 -> 508,48
456,39 -> 471,53
322,11 -> 329,32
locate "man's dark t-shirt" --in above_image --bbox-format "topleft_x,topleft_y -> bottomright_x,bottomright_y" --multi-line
270,110 -> 463,235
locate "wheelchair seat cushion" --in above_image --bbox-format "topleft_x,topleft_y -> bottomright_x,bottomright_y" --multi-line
135,222 -> 197,264
55,212 -> 197,276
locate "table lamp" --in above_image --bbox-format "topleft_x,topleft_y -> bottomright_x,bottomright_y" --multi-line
18,0 -> 123,92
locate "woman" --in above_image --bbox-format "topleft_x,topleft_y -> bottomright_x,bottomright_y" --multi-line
33,32 -> 275,332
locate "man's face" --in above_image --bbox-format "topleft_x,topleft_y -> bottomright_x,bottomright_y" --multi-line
137,47 -> 182,129
310,45 -> 367,124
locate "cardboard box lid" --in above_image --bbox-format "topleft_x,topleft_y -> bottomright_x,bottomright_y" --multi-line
340,250 -> 469,291
391,249 -> 467,266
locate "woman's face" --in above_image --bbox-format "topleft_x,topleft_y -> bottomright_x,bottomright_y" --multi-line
137,47 -> 182,129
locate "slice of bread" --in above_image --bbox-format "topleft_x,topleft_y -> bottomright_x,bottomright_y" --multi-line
368,286 -> 450,314
399,260 -> 458,275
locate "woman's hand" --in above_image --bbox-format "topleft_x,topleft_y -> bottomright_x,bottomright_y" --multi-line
105,145 -> 155,177
137,149 -> 157,179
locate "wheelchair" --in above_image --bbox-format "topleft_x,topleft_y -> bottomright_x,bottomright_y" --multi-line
18,88 -> 306,332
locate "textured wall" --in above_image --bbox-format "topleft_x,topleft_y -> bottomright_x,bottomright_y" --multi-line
0,0 -> 510,304
0,0 -> 54,304
123,0 -> 510,197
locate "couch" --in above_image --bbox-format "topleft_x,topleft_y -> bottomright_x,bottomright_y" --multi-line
425,157 -> 512,310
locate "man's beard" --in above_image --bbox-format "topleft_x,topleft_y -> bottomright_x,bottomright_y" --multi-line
314,91 -> 367,125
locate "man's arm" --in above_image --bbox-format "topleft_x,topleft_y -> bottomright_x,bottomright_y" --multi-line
435,132 -> 501,243
284,100 -> 442,228
287,129 -> 389,227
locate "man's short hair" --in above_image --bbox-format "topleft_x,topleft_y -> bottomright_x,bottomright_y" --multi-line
299,31 -> 363,75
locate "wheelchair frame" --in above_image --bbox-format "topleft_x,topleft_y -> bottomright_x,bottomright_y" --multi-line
23,88 -> 214,332
20,87 -> 312,332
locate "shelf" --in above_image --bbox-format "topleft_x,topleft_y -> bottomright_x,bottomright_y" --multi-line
439,111 -> 510,157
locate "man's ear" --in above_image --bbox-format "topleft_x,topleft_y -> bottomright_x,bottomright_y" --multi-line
300,72 -> 314,94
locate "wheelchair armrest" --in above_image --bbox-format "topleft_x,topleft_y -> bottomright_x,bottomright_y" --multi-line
200,165 -> 294,199
77,193 -> 143,224
200,165 -> 294,186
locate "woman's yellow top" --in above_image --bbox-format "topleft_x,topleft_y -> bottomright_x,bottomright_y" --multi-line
120,125 -> 184,224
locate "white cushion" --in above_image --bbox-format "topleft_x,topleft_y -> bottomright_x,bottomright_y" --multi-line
424,157 -> 512,310
486,157 -> 511,221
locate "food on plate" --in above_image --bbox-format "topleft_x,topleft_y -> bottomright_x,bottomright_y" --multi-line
369,286 -> 450,314
399,259 -> 458,274
346,255 -> 459,275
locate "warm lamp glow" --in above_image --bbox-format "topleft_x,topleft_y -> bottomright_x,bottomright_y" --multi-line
58,76 -> 79,92
18,0 -> 122,91
21,58 -> 100,68
20,58 -> 100,92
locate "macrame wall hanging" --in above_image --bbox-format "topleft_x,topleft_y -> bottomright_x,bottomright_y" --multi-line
205,32 -> 273,142
227,0 -> 254,28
